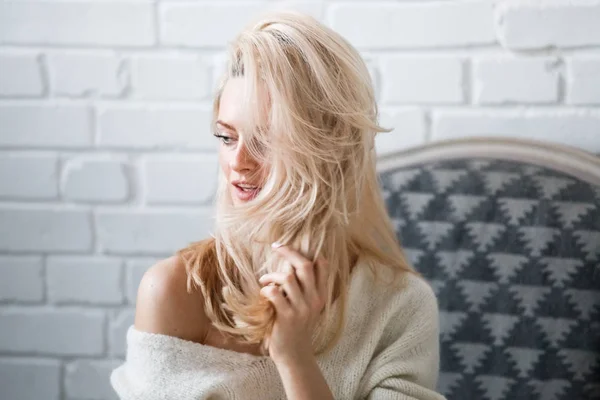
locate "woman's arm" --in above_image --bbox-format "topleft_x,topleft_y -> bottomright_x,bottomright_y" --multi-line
260,244 -> 445,400
273,353 -> 334,400
259,243 -> 335,400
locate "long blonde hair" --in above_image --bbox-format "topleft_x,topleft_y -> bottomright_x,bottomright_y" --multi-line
178,11 -> 415,354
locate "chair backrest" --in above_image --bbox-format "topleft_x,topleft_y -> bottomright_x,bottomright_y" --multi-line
378,138 -> 600,400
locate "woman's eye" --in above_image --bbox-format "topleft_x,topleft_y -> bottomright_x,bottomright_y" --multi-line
214,134 -> 234,145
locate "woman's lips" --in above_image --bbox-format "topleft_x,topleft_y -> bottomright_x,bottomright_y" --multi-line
232,184 -> 261,201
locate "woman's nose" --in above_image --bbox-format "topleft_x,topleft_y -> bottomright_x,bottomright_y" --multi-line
229,140 -> 257,172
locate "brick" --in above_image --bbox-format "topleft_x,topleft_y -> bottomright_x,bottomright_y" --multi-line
473,56 -> 560,104
0,358 -> 60,400
381,56 -> 463,104
496,0 -> 600,49
0,2 -> 154,46
96,210 -> 212,255
433,110 -> 600,153
0,308 -> 104,355
0,208 -> 92,253
144,155 -> 218,204
0,256 -> 44,302
362,55 -> 382,102
160,3 -> 265,47
47,257 -> 123,305
376,108 -> 426,154
330,1 -> 495,49
0,104 -> 92,148
0,154 -> 58,199
211,53 -> 228,93
47,52 -> 127,98
0,53 -> 43,97
97,105 -> 213,149
62,159 -> 130,203
65,359 -> 121,400
264,1 -> 325,20
131,55 -> 210,100
567,57 -> 600,105
109,309 -> 135,357
125,259 -> 156,304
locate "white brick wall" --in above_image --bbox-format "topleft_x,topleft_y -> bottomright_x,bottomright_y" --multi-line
143,154 -> 219,204
472,56 -> 560,104
380,56 -> 464,104
0,154 -> 58,199
0,308 -> 105,355
131,55 -> 211,100
1,1 -> 599,398
0,54 -> 44,97
0,2 -> 155,46
567,56 -> 600,105
62,158 -> 130,203
0,257 -> 44,302
46,257 -> 123,305
64,360 -> 121,400
0,104 -> 93,147
97,105 -> 213,149
47,52 -> 128,98
0,358 -> 61,400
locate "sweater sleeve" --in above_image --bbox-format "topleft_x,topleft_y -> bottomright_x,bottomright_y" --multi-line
110,326 -> 258,400
360,275 -> 447,400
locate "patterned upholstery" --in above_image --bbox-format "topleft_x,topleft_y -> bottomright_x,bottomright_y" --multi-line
380,158 -> 600,400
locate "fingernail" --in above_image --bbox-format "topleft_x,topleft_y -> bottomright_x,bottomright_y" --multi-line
271,241 -> 283,249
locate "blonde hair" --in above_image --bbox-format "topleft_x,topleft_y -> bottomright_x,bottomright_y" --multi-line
178,11 -> 415,354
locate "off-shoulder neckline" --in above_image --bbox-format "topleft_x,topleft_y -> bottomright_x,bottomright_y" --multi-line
128,258 -> 370,363
127,325 -> 273,364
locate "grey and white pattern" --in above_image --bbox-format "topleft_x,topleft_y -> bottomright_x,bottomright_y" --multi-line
380,159 -> 600,400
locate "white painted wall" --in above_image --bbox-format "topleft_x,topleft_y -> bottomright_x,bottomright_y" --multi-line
1,1 -> 600,398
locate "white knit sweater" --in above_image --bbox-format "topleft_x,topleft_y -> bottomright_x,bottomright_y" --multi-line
110,260 -> 446,400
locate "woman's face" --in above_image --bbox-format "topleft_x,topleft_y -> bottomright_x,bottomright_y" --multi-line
216,78 -> 268,206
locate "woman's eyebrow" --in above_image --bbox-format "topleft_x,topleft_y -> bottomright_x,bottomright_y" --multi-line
216,120 -> 237,132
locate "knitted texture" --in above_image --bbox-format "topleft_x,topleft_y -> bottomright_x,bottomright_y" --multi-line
110,260 -> 446,399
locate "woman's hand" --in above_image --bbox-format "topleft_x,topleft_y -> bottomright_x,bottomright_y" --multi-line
258,242 -> 328,365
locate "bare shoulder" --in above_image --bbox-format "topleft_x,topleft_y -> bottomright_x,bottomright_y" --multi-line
134,255 -> 209,343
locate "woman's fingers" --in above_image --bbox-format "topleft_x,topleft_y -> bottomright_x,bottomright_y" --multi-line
259,269 -> 303,306
271,243 -> 326,312
260,285 -> 290,315
272,245 -> 313,291
272,244 -> 313,273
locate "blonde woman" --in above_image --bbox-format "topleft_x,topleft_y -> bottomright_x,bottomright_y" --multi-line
111,11 -> 445,400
